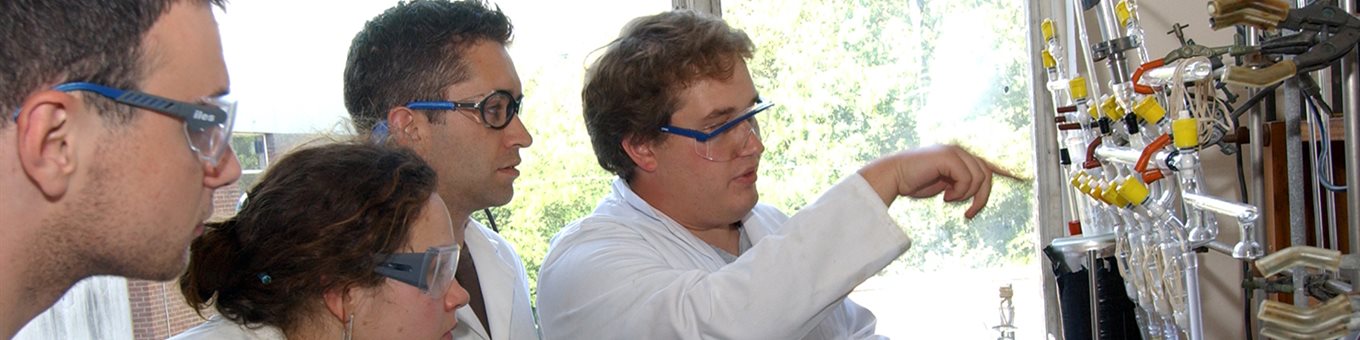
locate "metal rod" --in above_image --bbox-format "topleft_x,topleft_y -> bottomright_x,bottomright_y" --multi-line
1246,25 -> 1267,340
1088,249 -> 1101,340
1341,0 -> 1360,295
1186,252 -> 1205,340
1285,77 -> 1309,307
1093,0 -> 1121,43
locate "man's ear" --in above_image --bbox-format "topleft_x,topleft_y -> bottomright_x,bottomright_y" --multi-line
385,107 -> 421,145
621,134 -> 659,173
15,91 -> 82,198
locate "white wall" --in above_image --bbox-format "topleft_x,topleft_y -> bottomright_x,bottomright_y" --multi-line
14,276 -> 133,340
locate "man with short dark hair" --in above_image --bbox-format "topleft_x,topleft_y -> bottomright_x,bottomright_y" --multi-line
537,10 -> 1017,339
344,1 -> 539,339
0,0 -> 241,337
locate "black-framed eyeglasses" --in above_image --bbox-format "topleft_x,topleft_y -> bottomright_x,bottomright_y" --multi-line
52,82 -> 237,167
373,244 -> 460,298
405,90 -> 522,129
659,101 -> 774,162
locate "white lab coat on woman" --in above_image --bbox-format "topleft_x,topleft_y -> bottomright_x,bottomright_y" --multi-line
536,175 -> 910,339
452,220 -> 542,340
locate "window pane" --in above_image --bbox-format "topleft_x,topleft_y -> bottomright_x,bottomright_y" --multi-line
723,1 -> 1039,338
477,0 -> 672,301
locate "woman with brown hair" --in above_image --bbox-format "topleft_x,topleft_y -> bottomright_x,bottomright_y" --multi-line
171,142 -> 469,339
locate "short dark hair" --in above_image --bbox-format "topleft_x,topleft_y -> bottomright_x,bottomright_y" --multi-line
344,0 -> 514,134
179,142 -> 438,332
582,10 -> 754,180
0,0 -> 226,129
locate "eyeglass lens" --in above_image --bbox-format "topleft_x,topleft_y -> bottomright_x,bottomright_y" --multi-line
187,99 -> 237,166
424,247 -> 459,298
697,118 -> 761,161
479,91 -> 517,128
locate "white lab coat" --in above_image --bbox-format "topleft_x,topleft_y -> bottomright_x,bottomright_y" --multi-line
537,175 -> 910,339
453,220 -> 542,340
168,315 -> 285,340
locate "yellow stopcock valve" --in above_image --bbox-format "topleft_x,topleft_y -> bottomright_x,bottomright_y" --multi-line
1088,183 -> 1109,204
1088,105 -> 1100,120
1078,176 -> 1093,195
1042,19 -> 1056,42
1070,172 -> 1086,188
1106,183 -> 1130,207
1069,76 -> 1089,102
1118,176 -> 1151,207
1172,118 -> 1200,149
1042,50 -> 1057,69
1132,96 -> 1166,124
1102,183 -> 1123,206
1101,96 -> 1125,120
1115,1 -> 1133,27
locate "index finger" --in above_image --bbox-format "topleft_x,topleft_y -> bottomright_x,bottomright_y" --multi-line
986,161 -> 1028,182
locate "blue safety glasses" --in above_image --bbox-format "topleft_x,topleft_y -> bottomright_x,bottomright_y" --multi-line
660,101 -> 774,161
53,82 -> 237,167
373,244 -> 460,299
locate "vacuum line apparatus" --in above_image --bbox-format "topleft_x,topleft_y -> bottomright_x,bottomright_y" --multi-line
1033,0 -> 1358,339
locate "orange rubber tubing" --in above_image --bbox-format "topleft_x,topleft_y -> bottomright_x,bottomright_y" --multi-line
1132,58 -> 1165,95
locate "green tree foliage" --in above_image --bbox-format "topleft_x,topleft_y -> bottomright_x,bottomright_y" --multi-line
486,0 -> 1036,303
725,0 -> 1035,272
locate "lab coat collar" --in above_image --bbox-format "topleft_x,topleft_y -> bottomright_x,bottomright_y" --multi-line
605,177 -> 766,264
460,219 -> 515,339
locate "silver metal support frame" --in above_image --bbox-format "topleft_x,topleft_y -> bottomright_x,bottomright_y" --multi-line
1088,249 -> 1101,340
1284,77 -> 1310,307
1032,1 -> 1068,338
1342,0 -> 1360,295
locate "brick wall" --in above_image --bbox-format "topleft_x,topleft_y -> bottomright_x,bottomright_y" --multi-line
127,279 -> 214,340
127,181 -> 241,339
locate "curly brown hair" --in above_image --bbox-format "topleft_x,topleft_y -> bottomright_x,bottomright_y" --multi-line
582,10 -> 754,180
179,142 -> 437,332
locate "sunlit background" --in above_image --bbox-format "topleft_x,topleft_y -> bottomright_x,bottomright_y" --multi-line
19,1 -> 1040,339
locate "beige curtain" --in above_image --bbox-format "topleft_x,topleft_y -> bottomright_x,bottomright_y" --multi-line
672,0 -> 721,16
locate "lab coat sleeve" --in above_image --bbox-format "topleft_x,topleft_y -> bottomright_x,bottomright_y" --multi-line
841,298 -> 890,340
537,174 -> 910,339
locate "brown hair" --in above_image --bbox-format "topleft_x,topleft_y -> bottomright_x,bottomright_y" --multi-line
0,0 -> 226,128
344,0 -> 514,135
582,10 -> 754,180
179,142 -> 437,331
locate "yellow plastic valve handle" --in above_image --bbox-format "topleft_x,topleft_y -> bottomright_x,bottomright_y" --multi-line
1068,76 -> 1089,101
1101,96 -> 1125,120
1042,50 -> 1057,69
1118,176 -> 1150,206
1108,183 -> 1131,207
1101,183 -> 1121,205
1132,96 -> 1166,124
1116,1 -> 1132,27
1172,118 -> 1200,149
1042,19 -> 1056,41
